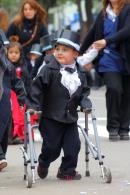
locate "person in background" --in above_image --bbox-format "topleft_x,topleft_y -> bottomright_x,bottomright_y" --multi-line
80,0 -> 130,141
7,0 -> 48,58
28,43 -> 42,73
31,33 -> 55,79
7,42 -> 30,145
0,8 -> 9,33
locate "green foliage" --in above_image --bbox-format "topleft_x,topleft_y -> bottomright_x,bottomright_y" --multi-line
0,0 -> 21,18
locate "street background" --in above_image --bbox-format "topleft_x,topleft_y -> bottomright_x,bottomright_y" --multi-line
0,87 -> 130,195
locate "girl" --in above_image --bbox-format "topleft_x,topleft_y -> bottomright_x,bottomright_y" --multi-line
7,42 -> 30,144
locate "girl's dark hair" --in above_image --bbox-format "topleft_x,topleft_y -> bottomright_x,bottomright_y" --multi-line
102,0 -> 126,15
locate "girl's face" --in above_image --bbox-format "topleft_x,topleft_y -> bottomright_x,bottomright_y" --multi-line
54,45 -> 78,65
8,47 -> 20,63
23,3 -> 36,19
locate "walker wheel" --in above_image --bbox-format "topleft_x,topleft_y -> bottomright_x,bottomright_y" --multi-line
103,166 -> 112,183
26,168 -> 33,188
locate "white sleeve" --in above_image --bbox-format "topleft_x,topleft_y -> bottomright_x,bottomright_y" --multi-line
77,48 -> 98,67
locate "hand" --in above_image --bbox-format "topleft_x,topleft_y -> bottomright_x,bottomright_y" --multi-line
92,39 -> 106,50
84,63 -> 93,72
81,107 -> 92,114
20,106 -> 24,111
27,108 -> 37,114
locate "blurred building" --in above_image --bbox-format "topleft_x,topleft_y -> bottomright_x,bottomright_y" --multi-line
48,0 -> 101,33
48,1 -> 80,32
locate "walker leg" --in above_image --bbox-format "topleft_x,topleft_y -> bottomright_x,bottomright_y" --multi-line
84,113 -> 90,177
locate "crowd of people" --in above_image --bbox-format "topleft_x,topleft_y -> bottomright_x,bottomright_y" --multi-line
0,0 -> 130,181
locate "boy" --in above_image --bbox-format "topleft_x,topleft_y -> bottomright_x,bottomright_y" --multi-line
31,34 -> 54,79
27,29 -> 94,180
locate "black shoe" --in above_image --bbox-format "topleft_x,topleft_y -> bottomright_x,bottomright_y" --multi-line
109,130 -> 119,141
119,132 -> 129,140
37,164 -> 48,179
57,169 -> 81,180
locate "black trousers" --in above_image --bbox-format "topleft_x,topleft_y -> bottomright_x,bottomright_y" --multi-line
38,118 -> 81,174
103,72 -> 130,133
0,116 -> 11,160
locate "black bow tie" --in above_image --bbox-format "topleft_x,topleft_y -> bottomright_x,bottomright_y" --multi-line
65,67 -> 76,73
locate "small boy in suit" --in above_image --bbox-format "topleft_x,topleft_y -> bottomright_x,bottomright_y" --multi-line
27,29 -> 95,180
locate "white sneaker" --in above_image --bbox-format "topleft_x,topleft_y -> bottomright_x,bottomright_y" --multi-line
0,159 -> 7,171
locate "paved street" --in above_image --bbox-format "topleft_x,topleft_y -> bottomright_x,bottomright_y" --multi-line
0,87 -> 130,195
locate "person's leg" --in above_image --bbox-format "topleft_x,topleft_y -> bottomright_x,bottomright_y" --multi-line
103,72 -> 123,140
1,115 -> 12,154
119,74 -> 130,140
0,117 -> 11,171
57,122 -> 81,180
38,118 -> 64,178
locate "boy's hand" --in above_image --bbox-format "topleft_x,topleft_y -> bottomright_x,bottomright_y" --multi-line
81,107 -> 92,114
27,108 -> 37,114
84,63 -> 93,72
20,105 -> 24,111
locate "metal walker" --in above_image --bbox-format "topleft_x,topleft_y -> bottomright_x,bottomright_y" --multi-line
21,108 -> 112,188
20,111 -> 40,188
78,108 -> 112,183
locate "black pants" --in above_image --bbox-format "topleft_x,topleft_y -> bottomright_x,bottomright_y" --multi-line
103,72 -> 130,133
38,118 -> 81,174
0,116 -> 11,160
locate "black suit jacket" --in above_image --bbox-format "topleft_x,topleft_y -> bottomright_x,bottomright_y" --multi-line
80,3 -> 130,73
27,56 -> 90,123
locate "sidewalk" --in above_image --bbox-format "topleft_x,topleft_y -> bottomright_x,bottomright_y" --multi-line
0,136 -> 130,195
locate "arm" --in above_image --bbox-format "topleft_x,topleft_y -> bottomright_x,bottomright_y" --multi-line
26,66 -> 51,110
80,11 -> 102,55
79,24 -> 96,55
77,47 -> 98,67
11,65 -> 26,106
93,6 -> 130,49
106,8 -> 130,44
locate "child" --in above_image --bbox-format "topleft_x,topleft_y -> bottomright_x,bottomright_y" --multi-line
27,29 -> 95,180
7,42 -> 30,144
28,43 -> 42,72
31,34 -> 54,79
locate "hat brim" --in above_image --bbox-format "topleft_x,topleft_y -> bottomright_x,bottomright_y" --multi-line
56,38 -> 80,51
42,45 -> 53,52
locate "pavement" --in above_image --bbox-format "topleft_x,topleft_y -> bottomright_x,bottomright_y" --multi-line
0,87 -> 130,195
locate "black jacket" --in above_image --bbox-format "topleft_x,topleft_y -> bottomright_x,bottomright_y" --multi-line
0,64 -> 26,133
80,3 -> 130,73
7,18 -> 48,55
27,56 -> 90,123
31,54 -> 45,79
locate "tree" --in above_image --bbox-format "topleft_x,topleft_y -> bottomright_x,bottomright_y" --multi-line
0,0 -> 21,18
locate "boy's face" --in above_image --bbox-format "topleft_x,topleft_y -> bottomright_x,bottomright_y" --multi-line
54,44 -> 78,65
45,48 -> 54,55
8,47 -> 20,63
29,53 -> 39,60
